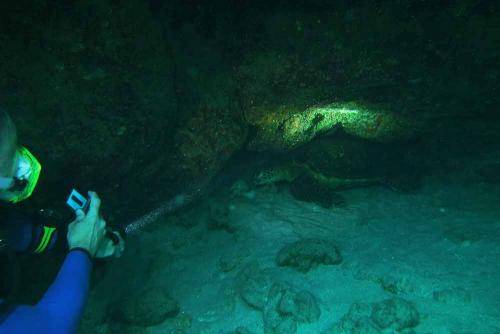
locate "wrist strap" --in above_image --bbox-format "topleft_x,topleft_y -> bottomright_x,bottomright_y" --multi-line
69,247 -> 93,261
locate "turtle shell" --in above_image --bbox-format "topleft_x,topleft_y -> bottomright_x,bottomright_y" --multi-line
295,137 -> 394,180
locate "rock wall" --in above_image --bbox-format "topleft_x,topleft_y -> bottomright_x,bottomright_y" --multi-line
0,0 -> 498,222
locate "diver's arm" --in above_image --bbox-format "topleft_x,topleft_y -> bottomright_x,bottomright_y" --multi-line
0,249 -> 92,333
36,249 -> 92,331
0,192 -> 115,333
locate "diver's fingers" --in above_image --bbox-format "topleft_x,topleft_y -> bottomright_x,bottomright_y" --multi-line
87,191 -> 101,219
75,209 -> 85,222
114,232 -> 125,257
98,217 -> 107,230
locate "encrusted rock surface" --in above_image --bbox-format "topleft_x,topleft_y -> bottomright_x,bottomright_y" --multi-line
247,102 -> 422,152
236,264 -> 322,334
276,239 -> 342,273
324,298 -> 420,333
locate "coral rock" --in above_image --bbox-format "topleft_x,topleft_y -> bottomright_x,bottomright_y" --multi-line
276,239 -> 342,273
173,106 -> 248,185
370,298 -> 419,330
247,102 -> 422,152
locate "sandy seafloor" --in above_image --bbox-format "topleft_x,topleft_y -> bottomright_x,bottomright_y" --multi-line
81,158 -> 500,334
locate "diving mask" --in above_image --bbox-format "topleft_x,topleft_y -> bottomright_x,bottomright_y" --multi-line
0,146 -> 41,203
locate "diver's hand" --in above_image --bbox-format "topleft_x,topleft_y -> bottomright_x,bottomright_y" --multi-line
95,230 -> 125,258
67,191 -> 106,257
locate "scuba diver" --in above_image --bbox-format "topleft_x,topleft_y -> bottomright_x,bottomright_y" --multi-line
0,109 -> 124,333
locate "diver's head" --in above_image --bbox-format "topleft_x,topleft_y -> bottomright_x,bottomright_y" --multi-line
0,109 -> 41,203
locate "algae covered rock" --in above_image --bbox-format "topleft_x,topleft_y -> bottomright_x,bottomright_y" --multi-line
277,285 -> 321,323
276,239 -> 342,273
247,102 -> 422,152
172,105 -> 248,184
236,264 -> 321,333
324,298 -> 419,333
371,298 -> 419,330
111,287 -> 180,326
263,282 -> 320,334
324,302 -> 380,334
236,263 -> 275,310
377,275 -> 414,295
263,315 -> 297,334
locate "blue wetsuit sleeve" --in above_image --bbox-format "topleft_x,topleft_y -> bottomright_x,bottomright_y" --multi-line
0,250 -> 92,334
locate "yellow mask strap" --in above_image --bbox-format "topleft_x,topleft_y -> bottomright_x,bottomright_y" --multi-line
9,146 -> 42,203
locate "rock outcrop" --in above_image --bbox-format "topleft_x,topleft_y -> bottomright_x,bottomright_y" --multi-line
247,102 -> 422,152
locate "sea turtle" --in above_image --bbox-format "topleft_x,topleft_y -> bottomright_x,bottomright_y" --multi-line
253,136 -> 419,207
253,160 -> 383,189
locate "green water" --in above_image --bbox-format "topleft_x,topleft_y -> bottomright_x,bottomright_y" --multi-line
0,1 -> 499,333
